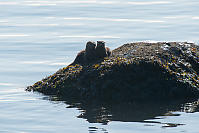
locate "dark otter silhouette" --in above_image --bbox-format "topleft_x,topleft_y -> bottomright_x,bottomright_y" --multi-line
96,41 -> 111,58
96,41 -> 107,58
73,41 -> 111,64
85,41 -> 97,61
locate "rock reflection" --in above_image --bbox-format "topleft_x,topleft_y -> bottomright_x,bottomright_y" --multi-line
162,123 -> 185,128
47,96 -> 199,125
88,127 -> 108,133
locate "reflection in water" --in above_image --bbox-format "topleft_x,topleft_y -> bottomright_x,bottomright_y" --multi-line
48,96 -> 199,127
161,123 -> 185,128
88,127 -> 108,133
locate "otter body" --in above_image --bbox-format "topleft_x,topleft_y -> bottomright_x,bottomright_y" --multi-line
96,41 -> 107,58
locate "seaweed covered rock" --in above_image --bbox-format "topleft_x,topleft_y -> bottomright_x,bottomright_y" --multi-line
26,42 -> 199,102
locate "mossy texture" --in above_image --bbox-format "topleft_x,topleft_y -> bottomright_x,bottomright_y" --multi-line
27,42 -> 199,102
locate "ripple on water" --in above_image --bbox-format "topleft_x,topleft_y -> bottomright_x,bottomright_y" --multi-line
0,0 -> 199,132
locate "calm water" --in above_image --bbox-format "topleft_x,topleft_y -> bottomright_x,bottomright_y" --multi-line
0,0 -> 199,132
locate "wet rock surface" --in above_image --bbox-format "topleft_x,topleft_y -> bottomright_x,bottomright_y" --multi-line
27,42 -> 199,102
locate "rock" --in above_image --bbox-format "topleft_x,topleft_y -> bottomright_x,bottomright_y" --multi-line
73,50 -> 86,64
26,42 -> 199,102
169,46 -> 183,56
106,47 -> 111,57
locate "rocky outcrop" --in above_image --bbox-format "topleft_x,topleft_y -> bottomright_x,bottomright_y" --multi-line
26,42 -> 199,102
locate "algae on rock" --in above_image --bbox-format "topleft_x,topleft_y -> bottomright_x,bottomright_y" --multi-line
27,42 -> 199,102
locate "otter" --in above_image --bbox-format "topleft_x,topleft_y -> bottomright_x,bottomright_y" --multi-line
85,41 -> 97,61
95,41 -> 107,58
73,41 -> 111,64
95,41 -> 111,58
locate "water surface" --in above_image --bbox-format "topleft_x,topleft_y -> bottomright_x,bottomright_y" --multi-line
0,0 -> 199,132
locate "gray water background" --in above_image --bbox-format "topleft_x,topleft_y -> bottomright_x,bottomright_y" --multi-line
0,0 -> 199,132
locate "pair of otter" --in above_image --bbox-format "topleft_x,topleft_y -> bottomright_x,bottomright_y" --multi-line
73,41 -> 111,64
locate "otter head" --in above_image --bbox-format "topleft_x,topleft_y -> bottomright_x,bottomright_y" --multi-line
86,41 -> 96,53
96,41 -> 105,49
